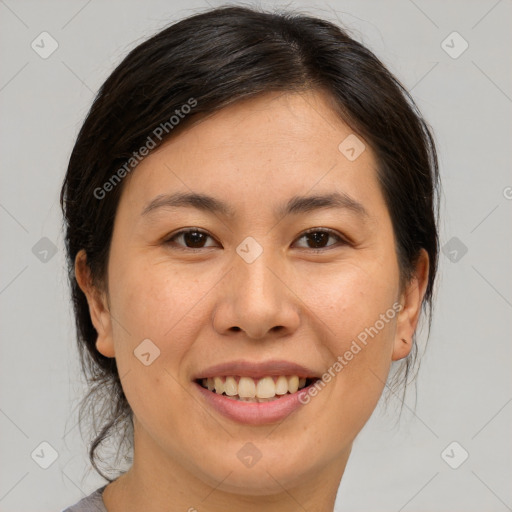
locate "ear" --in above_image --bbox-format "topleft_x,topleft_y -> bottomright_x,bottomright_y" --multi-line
74,249 -> 115,358
392,249 -> 430,361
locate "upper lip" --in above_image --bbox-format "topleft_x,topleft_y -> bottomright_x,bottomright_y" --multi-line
193,359 -> 321,380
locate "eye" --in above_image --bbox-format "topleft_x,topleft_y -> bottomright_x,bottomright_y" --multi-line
164,228 -> 219,250
293,228 -> 348,251
164,227 -> 348,252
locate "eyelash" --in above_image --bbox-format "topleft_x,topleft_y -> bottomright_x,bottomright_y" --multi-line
163,227 -> 349,252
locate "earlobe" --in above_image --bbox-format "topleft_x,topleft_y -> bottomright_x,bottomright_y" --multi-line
74,249 -> 116,358
391,337 -> 412,361
392,249 -> 429,361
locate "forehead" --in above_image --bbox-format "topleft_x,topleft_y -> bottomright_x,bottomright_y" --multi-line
119,90 -> 384,220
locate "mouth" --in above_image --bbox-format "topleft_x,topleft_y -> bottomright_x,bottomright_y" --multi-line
194,375 -> 319,403
192,359 -> 322,424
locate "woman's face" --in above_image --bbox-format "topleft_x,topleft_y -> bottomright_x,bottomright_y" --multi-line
77,90 -> 428,499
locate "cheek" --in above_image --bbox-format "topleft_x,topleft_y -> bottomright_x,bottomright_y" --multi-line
105,260 -> 206,434
110,258 -> 205,339
302,259 -> 399,413
107,257 -> 223,398
302,256 -> 399,338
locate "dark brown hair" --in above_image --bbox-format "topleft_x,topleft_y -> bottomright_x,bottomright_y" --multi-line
60,4 -> 440,482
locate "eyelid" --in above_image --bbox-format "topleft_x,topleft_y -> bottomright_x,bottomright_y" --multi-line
293,227 -> 349,249
164,227 -> 220,250
164,227 -> 350,251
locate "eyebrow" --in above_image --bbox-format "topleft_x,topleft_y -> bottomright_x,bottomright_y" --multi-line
141,191 -> 369,219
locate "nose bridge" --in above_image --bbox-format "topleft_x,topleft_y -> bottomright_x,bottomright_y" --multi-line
234,240 -> 282,312
213,238 -> 300,339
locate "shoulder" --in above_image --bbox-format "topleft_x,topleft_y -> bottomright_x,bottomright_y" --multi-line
60,484 -> 108,512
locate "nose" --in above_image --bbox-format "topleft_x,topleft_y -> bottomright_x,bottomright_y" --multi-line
212,247 -> 301,340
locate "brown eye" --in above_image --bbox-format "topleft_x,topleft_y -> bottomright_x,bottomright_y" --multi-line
294,229 -> 347,250
165,229 -> 218,250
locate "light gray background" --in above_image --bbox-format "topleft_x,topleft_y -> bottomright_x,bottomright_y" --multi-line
1,0 -> 511,511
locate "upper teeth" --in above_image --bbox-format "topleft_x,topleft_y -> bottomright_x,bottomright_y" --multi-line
201,376 -> 307,398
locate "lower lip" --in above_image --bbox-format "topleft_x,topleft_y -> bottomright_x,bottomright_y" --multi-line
193,381 -> 312,425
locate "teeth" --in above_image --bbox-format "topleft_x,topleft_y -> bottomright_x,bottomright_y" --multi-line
275,375 -> 289,395
238,377 -> 256,398
288,376 -> 299,393
200,375 -> 310,399
224,376 -> 238,396
214,377 -> 224,394
256,376 -> 275,398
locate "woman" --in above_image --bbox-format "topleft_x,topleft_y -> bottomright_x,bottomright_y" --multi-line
60,5 -> 439,511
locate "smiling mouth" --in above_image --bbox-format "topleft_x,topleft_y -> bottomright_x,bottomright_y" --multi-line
195,375 -> 318,402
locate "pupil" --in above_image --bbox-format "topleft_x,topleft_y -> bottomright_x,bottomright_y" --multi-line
308,232 -> 328,248
185,231 -> 205,248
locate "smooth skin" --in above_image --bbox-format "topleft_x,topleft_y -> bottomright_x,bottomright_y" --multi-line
75,89 -> 429,512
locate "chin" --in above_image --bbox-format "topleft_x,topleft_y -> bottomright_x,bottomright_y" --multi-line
193,446 -> 321,496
